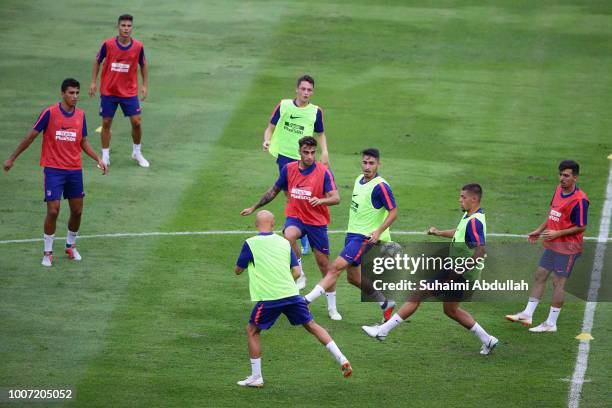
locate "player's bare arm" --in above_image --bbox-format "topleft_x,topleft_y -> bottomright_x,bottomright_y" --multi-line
240,185 -> 281,216
291,266 -> 301,280
89,60 -> 100,97
3,129 -> 40,172
309,189 -> 340,207
369,207 -> 398,244
140,63 -> 148,101
80,138 -> 108,175
542,225 -> 586,241
317,131 -> 329,166
427,227 -> 456,238
527,220 -> 548,243
263,123 -> 275,151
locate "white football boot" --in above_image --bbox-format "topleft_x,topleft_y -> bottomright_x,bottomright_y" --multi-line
529,322 -> 557,333
480,336 -> 499,355
237,375 -> 264,388
505,312 -> 532,327
362,324 -> 387,341
131,152 -> 150,168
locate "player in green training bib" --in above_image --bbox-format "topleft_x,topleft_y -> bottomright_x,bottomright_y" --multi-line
362,184 -> 499,356
304,148 -> 397,322
262,75 -> 329,255
234,210 -> 351,387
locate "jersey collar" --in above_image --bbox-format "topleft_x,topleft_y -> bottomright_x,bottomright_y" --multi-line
58,102 -> 75,117
115,36 -> 133,50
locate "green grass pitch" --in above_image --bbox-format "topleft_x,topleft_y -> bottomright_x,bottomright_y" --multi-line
1,1 -> 611,407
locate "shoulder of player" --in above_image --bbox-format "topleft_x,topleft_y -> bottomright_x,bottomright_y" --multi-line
132,38 -> 144,48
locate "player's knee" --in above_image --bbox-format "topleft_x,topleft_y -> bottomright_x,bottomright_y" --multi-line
131,117 -> 142,128
102,118 -> 113,128
46,206 -> 60,219
347,272 -> 359,285
443,305 -> 457,318
70,207 -> 82,218
552,276 -> 566,289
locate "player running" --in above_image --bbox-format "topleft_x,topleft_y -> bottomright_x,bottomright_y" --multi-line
235,210 -> 352,387
362,184 -> 499,355
3,78 -> 107,266
262,74 -> 329,254
241,136 -> 343,320
506,160 -> 589,332
304,148 -> 397,322
89,14 -> 149,168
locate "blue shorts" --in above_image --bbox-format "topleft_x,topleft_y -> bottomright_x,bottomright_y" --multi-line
284,217 -> 329,255
539,249 -> 581,278
276,154 -> 297,174
43,167 -> 84,202
100,95 -> 141,118
339,233 -> 373,266
249,296 -> 313,330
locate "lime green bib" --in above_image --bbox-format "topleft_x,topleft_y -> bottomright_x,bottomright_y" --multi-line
347,175 -> 391,242
246,234 -> 298,301
450,211 -> 487,281
269,99 -> 319,160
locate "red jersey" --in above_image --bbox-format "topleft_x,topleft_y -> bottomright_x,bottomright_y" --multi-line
97,37 -> 145,98
284,162 -> 335,226
34,103 -> 87,170
543,185 -> 589,254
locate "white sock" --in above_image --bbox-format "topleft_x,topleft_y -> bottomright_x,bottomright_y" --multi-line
470,322 -> 491,345
102,148 -> 110,160
250,358 -> 262,378
66,230 -> 78,247
379,313 -> 404,335
326,291 -> 337,311
133,144 -> 141,155
546,307 -> 561,326
43,234 -> 54,253
325,341 -> 348,365
305,284 -> 325,303
523,297 -> 539,317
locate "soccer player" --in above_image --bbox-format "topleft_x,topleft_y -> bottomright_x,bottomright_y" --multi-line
235,210 -> 352,387
362,184 -> 499,355
89,14 -> 149,168
304,148 -> 397,322
3,78 -> 107,266
241,136 -> 342,320
262,74 -> 329,254
506,160 -> 589,332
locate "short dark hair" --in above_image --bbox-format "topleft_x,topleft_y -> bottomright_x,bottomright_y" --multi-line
361,148 -> 380,160
297,75 -> 315,88
462,183 -> 482,199
61,78 -> 80,92
118,14 -> 133,23
559,160 -> 579,176
298,136 -> 317,148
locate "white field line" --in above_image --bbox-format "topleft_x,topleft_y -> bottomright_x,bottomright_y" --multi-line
568,162 -> 612,408
0,230 -> 609,245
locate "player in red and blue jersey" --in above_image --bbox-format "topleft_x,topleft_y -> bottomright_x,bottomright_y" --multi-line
241,136 -> 344,320
89,14 -> 150,168
506,160 -> 589,332
4,78 -> 107,267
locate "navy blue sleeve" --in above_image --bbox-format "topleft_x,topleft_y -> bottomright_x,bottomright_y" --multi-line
274,165 -> 288,191
323,167 -> 337,193
139,47 -> 146,67
33,109 -> 51,133
290,249 -> 299,268
269,103 -> 281,125
82,115 -> 88,138
314,108 -> 324,133
570,199 -> 589,227
371,182 -> 397,210
465,218 -> 486,248
236,241 -> 254,269
96,43 -> 107,64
